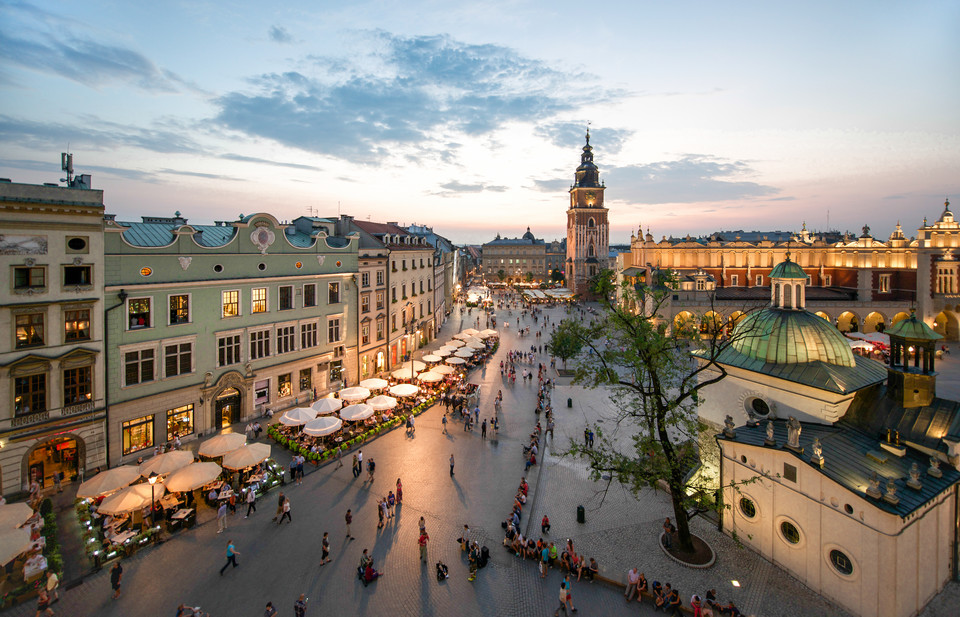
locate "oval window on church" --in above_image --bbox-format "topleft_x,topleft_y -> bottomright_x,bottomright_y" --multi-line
829,549 -> 854,576
780,521 -> 801,545
738,497 -> 757,519
750,398 -> 770,416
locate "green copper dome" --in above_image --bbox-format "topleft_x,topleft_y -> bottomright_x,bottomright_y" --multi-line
730,308 -> 856,367
887,313 -> 943,341
770,257 -> 807,280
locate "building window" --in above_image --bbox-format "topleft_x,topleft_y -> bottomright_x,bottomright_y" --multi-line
377,291 -> 385,310
63,265 -> 92,286
303,284 -> 317,307
251,288 -> 267,313
299,368 -> 312,392
128,298 -> 151,329
420,280 -> 424,294
730,275 -> 739,286
222,290 -> 240,318
254,380 -> 269,406
328,317 -> 341,343
63,366 -> 92,406
402,284 -> 407,298
279,286 -> 294,310
750,398 -> 770,416
738,497 -> 757,519
250,329 -> 271,360
428,279 -> 432,291
936,268 -> 956,294
362,272 -> 370,287
780,521 -> 801,545
829,549 -> 854,576
168,294 -> 190,325
330,359 -> 343,382
428,300 -> 432,314
377,318 -> 385,341
167,404 -> 194,441
392,314 -> 397,331
301,322 -> 318,349
218,334 -> 241,367
783,463 -> 797,483
824,275 -> 832,287
756,275 -> 763,286
164,342 -> 193,378
14,373 -> 46,415
15,313 -> 44,348
376,270 -> 384,286
64,308 -> 91,342
328,282 -> 340,304
362,324 -> 370,345
695,279 -> 705,291
277,325 -> 296,354
124,348 -> 155,386
878,274 -> 891,294
14,266 -> 46,290
277,373 -> 292,398
122,415 -> 154,455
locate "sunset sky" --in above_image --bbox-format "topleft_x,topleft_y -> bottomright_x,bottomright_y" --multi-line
1,0 -> 957,244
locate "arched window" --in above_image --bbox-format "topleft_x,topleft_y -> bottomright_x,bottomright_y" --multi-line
587,218 -> 595,228
588,245 -> 595,257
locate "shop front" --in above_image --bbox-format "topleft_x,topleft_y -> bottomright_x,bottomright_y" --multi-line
26,435 -> 84,489
215,388 -> 241,429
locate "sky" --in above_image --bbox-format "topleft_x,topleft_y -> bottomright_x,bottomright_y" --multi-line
1,0 -> 958,245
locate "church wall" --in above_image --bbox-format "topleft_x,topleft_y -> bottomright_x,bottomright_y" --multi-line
722,442 -> 958,617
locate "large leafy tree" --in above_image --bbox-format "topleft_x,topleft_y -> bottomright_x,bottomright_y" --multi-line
547,319 -> 584,369
551,270 -> 760,553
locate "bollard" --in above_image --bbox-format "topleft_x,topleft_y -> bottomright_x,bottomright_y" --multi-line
567,398 -> 573,408
577,505 -> 585,523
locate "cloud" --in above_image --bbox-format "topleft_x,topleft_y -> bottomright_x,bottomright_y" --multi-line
214,32 -> 603,164
0,115 -> 203,154
432,180 -> 508,197
604,155 -> 779,204
218,153 -> 321,171
159,169 -> 245,182
532,178 -> 570,193
268,25 -> 293,44
0,157 -> 158,182
535,122 -> 633,155
0,24 -> 191,92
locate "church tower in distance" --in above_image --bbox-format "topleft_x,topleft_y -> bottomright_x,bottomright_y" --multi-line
565,130 -> 609,296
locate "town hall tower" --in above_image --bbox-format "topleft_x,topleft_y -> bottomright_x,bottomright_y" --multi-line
565,130 -> 610,295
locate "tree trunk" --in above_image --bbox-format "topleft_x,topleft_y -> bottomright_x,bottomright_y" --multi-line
669,470 -> 694,552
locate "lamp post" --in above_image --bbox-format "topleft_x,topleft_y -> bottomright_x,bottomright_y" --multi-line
148,471 -> 158,524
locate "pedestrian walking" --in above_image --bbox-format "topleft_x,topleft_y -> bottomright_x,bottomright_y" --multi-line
110,561 -> 123,598
35,588 -> 53,616
219,540 -> 240,575
278,495 -> 292,524
321,532 -> 331,565
441,415 -> 448,433
467,542 -> 480,581
357,450 -> 364,478
449,454 -> 455,476
352,454 -> 359,477
367,458 -> 376,482
663,517 -> 675,549
294,594 -> 308,617
272,492 -> 285,522
345,509 -> 354,539
396,478 -> 403,504
44,570 -> 59,603
377,499 -> 385,529
245,488 -> 256,518
418,530 -> 430,563
53,472 -> 62,494
481,419 -> 487,439
216,501 -> 227,533
418,516 -> 426,535
335,445 -> 344,469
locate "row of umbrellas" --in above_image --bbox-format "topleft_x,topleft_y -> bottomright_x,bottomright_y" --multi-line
0,503 -> 35,564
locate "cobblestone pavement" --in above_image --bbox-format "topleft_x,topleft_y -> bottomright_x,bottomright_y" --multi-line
15,306 -> 960,617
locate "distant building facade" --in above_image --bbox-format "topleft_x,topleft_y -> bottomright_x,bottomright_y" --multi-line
0,180 -> 108,496
566,131 -> 610,296
480,228 -> 546,283
916,200 -> 960,340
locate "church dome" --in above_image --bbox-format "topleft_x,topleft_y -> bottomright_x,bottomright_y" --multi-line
729,309 -> 856,367
770,256 -> 807,279
522,227 -> 535,241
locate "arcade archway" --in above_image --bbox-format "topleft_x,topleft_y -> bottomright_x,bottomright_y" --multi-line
934,311 -> 959,341
25,434 -> 85,490
837,311 -> 860,333
864,312 -> 887,333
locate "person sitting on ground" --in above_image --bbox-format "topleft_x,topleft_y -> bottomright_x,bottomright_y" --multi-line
504,522 -> 517,546
363,560 -> 382,583
519,478 -> 528,496
516,491 -> 527,505
690,594 -> 702,617
637,571 -> 648,599
666,587 -> 682,616
652,581 -> 664,610
359,549 -> 373,572
559,549 -> 572,570
720,600 -> 741,617
526,538 -> 538,560
626,567 -> 641,601
705,589 -> 719,611
511,532 -> 525,556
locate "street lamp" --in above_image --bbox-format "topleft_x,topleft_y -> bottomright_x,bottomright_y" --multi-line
148,471 -> 159,524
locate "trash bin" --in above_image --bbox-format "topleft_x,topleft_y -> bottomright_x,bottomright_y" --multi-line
577,505 -> 585,524
567,398 -> 573,408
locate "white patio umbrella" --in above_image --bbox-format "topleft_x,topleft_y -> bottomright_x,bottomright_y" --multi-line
198,433 -> 246,458
863,332 -> 890,344
432,364 -> 456,375
312,397 -> 343,415
392,367 -> 420,380
421,354 -> 442,363
454,332 -> 473,340
340,404 -> 375,422
98,481 -> 167,515
445,339 -> 465,348
77,465 -> 142,499
303,416 -> 343,437
845,332 -> 867,340
418,372 -> 443,383
462,328 -> 479,336
446,357 -> 466,365
0,503 -> 34,530
139,450 -> 195,478
367,395 -> 398,411
434,348 -> 452,357
480,329 -> 498,338
466,340 -> 485,349
389,383 -> 420,397
0,527 -> 33,565
164,462 -> 223,493
221,443 -> 272,471
849,340 -> 875,350
397,360 -> 427,373
279,407 -> 318,426
455,348 -> 475,358
339,386 -> 371,402
359,378 -> 389,390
